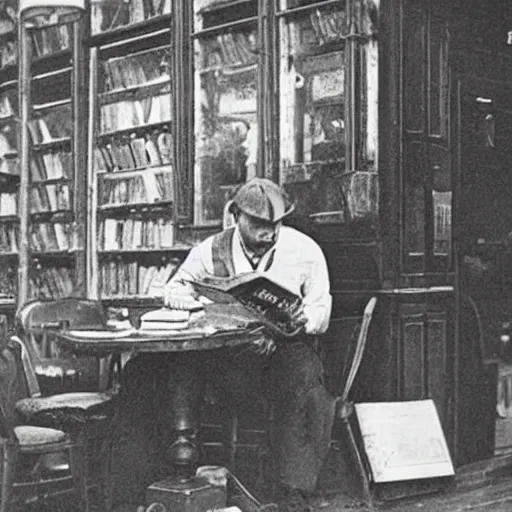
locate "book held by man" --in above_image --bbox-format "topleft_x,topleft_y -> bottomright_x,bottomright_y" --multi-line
189,272 -> 304,338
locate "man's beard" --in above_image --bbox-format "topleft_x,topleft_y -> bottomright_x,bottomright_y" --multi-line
251,241 -> 274,256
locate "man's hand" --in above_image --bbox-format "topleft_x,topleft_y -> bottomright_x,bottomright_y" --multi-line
163,283 -> 198,310
252,333 -> 276,356
289,303 -> 307,329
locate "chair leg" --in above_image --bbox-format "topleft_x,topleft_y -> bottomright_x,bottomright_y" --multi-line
100,437 -> 115,512
70,442 -> 90,512
0,442 -> 17,512
228,413 -> 239,473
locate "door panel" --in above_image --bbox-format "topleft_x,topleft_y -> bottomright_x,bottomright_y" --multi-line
456,77 -> 512,464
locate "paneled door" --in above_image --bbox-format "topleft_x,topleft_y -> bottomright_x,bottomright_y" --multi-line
455,76 -> 512,465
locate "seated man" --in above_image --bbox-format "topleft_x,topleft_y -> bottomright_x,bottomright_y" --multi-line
164,178 -> 336,512
107,178 -> 336,512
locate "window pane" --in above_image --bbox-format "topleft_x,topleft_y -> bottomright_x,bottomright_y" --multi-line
30,103 -> 72,144
278,5 -> 346,221
30,24 -> 72,58
431,145 -> 451,263
193,26 -> 258,224
98,45 -> 172,135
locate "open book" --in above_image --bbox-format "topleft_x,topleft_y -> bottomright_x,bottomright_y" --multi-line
189,272 -> 304,338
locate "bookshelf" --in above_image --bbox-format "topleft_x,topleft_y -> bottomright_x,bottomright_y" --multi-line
17,13 -> 85,305
9,0 -> 374,306
0,79 -> 19,302
88,5 -> 183,302
0,0 -> 19,304
192,0 -> 260,225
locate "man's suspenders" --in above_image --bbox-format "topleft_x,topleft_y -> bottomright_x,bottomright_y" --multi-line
211,227 -> 236,277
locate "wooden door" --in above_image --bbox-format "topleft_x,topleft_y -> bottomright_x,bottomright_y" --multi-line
455,76 -> 512,465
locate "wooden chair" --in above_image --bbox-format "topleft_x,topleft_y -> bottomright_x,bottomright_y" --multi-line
0,341 -> 88,512
15,298 -> 120,393
328,296 -> 378,505
335,296 -> 378,416
11,299 -> 120,507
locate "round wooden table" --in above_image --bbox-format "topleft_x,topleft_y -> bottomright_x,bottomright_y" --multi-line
54,303 -> 265,481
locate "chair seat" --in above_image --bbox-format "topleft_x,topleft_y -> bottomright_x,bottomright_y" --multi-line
15,391 -> 115,424
14,425 -> 69,447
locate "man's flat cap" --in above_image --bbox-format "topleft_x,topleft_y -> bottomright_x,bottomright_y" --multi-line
231,178 -> 294,223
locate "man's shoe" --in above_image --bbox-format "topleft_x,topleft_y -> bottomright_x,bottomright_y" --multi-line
275,486 -> 312,512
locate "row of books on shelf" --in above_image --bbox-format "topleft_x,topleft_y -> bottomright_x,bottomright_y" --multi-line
30,184 -> 71,214
31,151 -> 72,181
0,40 -> 16,69
99,169 -> 173,206
102,47 -> 170,92
29,106 -> 72,145
0,6 -> 15,37
0,93 -> 15,118
0,157 -> 17,176
0,193 -> 17,216
91,0 -> 171,35
0,22 -> 71,71
0,156 -> 20,176
100,260 -> 177,298
0,267 -> 16,297
0,127 -> 17,157
30,222 -> 73,252
31,24 -> 71,59
201,31 -> 257,70
306,9 -> 346,47
100,217 -> 174,251
0,223 -> 18,253
94,132 -> 172,171
30,267 -> 74,299
100,92 -> 171,133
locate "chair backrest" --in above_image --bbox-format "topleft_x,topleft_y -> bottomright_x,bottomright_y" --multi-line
9,336 -> 41,398
340,297 -> 377,401
17,298 -> 106,333
0,338 -> 31,439
15,298 -> 107,361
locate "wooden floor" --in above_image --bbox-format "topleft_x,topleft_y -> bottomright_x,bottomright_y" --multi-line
312,476 -> 512,512
313,454 -> 512,512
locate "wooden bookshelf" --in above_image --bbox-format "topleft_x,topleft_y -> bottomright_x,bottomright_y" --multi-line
17,18 -> 86,305
87,9 -> 179,303
0,68 -> 19,299
10,0 -> 366,305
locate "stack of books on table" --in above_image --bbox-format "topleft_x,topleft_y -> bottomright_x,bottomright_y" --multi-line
139,300 -> 204,332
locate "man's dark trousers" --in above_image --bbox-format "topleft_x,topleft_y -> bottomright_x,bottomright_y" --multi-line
108,339 -> 336,505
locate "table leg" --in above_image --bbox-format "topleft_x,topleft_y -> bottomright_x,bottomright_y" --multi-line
166,352 -> 205,482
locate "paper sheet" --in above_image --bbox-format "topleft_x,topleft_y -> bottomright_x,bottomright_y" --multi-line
355,400 -> 454,483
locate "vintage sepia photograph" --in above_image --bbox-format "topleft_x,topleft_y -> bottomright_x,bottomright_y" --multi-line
0,0 -> 512,511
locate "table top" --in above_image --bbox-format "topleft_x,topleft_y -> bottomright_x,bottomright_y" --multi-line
54,303 -> 264,354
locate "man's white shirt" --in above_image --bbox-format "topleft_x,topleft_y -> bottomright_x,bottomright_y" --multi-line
168,226 -> 332,335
